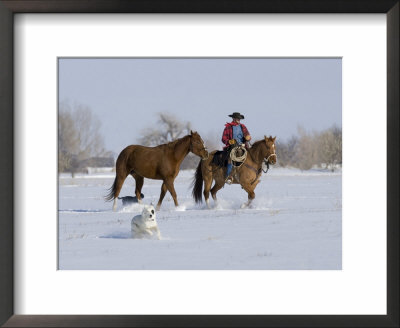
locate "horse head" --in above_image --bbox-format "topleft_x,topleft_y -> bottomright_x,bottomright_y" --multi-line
189,130 -> 209,160
264,135 -> 277,165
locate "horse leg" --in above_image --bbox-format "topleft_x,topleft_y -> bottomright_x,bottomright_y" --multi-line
240,185 -> 255,209
132,173 -> 144,203
209,169 -> 225,206
210,180 -> 224,206
203,176 -> 213,209
164,178 -> 179,208
156,182 -> 168,211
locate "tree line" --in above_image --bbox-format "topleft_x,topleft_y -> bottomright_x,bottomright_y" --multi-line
58,102 -> 111,175
58,104 -> 341,174
139,113 -> 342,171
276,125 -> 342,171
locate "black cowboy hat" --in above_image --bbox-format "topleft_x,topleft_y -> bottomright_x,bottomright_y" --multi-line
228,112 -> 245,119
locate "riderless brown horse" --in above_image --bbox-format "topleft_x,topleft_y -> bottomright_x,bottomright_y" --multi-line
192,136 -> 276,208
106,131 -> 208,211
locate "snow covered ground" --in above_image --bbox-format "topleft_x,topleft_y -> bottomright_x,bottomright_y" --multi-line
58,167 -> 342,270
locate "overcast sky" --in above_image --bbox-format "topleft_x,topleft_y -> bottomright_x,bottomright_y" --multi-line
58,58 -> 341,154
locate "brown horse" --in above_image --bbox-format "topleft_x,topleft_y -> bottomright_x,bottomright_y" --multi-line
106,131 -> 208,211
192,136 -> 276,208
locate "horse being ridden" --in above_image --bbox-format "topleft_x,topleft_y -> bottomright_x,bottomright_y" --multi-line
106,131 -> 208,211
192,136 -> 276,208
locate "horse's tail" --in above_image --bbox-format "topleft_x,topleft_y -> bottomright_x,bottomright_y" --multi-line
104,146 -> 132,202
104,177 -> 117,201
192,160 -> 203,204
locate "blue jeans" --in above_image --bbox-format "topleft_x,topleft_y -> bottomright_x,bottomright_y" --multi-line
226,163 -> 233,177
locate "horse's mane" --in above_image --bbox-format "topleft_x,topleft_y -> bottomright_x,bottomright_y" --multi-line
251,137 -> 275,148
166,135 -> 190,148
250,139 -> 267,149
248,138 -> 271,162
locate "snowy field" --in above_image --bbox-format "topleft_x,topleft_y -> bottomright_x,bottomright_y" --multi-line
58,167 -> 342,270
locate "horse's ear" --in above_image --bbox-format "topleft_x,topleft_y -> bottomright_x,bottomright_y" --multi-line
273,136 -> 276,142
190,130 -> 193,135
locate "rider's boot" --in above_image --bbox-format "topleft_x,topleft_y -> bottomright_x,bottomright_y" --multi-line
225,163 -> 233,185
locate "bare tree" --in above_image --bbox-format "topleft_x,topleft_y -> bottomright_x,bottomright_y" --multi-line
203,131 -> 222,151
272,125 -> 342,171
138,112 -> 191,146
58,101 -> 107,173
276,135 -> 298,167
59,108 -> 79,172
72,104 -> 105,159
138,112 -> 206,169
294,127 -> 318,171
316,125 -> 342,171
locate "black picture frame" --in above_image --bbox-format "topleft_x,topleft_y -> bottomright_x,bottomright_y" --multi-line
0,1 -> 398,327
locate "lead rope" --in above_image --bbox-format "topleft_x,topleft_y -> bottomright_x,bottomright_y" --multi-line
248,154 -> 277,184
230,145 -> 247,168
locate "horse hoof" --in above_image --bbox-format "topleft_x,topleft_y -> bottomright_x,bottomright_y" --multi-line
241,203 -> 248,209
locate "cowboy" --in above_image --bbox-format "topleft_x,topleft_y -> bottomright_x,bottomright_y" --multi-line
221,112 -> 252,184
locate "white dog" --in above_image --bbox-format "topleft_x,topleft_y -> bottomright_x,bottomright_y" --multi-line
131,204 -> 161,239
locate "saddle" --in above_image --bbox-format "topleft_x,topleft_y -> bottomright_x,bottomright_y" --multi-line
211,149 -> 230,167
211,145 -> 247,168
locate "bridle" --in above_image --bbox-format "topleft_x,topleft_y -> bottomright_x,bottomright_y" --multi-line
263,143 -> 277,172
245,143 -> 277,183
263,153 -> 277,172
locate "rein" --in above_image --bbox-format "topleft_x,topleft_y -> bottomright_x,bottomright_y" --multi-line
244,153 -> 276,185
262,160 -> 270,173
242,163 -> 261,185
263,154 -> 276,173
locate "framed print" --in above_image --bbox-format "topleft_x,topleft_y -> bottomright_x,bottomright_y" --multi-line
1,0 -> 398,327
57,56 -> 343,271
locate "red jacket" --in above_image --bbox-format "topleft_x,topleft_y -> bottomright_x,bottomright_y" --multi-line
221,122 -> 250,149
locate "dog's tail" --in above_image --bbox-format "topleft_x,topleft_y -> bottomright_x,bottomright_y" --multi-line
191,159 -> 203,204
104,177 -> 117,202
